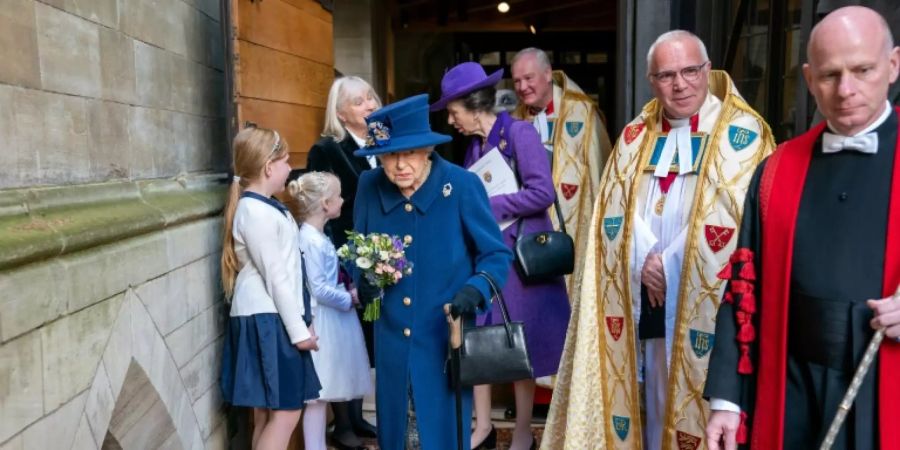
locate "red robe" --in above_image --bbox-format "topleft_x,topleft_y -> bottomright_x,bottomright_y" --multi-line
752,111 -> 900,449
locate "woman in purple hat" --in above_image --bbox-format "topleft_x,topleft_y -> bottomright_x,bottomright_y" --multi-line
431,62 -> 571,450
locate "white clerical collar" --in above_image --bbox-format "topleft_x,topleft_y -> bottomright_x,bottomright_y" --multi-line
826,100 -> 892,137
348,129 -> 377,168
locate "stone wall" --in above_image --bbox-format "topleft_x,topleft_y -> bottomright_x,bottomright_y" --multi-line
0,0 -> 229,448
0,0 -> 227,189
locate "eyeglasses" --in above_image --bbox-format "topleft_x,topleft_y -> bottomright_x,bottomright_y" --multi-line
650,61 -> 709,85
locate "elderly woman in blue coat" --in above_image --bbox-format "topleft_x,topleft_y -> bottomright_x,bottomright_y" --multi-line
431,62 -> 571,450
352,94 -> 512,450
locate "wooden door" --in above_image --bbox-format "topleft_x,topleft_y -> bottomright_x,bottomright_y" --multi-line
228,0 -> 334,168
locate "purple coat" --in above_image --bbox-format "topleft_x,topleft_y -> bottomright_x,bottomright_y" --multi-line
464,111 -> 571,378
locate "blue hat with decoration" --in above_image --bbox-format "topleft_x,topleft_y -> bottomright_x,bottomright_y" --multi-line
353,94 -> 452,157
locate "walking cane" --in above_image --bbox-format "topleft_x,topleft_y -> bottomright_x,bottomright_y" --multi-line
819,283 -> 900,450
444,304 -> 464,450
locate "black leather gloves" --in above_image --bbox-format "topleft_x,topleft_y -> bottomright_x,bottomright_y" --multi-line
449,285 -> 485,319
357,276 -> 381,306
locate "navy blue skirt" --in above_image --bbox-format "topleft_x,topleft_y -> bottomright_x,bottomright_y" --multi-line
220,313 -> 321,410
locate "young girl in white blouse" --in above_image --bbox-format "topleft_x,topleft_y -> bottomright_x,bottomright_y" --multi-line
219,126 -> 321,450
289,171 -> 373,450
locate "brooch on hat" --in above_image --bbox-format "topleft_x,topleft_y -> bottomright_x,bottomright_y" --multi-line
365,120 -> 392,148
442,183 -> 452,197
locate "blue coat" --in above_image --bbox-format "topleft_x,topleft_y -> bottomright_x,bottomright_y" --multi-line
353,153 -> 512,450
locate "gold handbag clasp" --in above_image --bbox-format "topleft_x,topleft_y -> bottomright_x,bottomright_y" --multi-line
537,234 -> 548,245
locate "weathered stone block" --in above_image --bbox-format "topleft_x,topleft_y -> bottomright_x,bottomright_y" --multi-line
35,3 -> 101,98
121,0 -> 193,60
21,391 -> 87,450
0,0 -> 40,89
87,100 -> 131,180
0,332 -> 43,443
41,294 -> 123,411
0,260 -> 69,343
71,415 -> 98,450
84,363 -> 115,445
61,230 -> 169,313
167,303 -> 225,368
13,88 -> 91,185
179,337 -> 222,401
139,254 -> 219,337
137,265 -> 189,336
126,106 -> 158,178
102,291 -> 135,398
0,434 -> 23,450
134,42 -> 173,111
43,0 -> 118,28
0,85 -> 19,189
205,421 -> 227,450
192,384 -> 223,439
166,218 -> 221,270
99,28 -> 136,104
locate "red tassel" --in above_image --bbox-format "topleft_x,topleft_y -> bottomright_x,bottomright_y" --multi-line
739,293 -> 756,314
718,263 -> 733,280
736,412 -> 749,444
738,345 -> 754,374
739,262 -> 756,281
723,291 -> 734,304
731,248 -> 754,263
737,323 -> 756,342
736,310 -> 749,324
731,280 -> 752,295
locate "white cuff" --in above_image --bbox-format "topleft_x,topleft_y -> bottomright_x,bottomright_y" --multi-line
709,397 -> 741,413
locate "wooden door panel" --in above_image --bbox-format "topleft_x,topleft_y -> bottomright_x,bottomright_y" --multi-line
239,97 -> 324,167
236,0 -> 334,66
230,0 -> 333,168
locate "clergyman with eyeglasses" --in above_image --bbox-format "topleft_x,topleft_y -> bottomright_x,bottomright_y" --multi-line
541,30 -> 776,449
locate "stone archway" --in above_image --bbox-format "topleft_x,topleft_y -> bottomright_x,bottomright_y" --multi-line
78,289 -> 205,450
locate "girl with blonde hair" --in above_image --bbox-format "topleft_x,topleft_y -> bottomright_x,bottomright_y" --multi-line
219,125 -> 321,450
307,75 -> 382,441
290,171 -> 372,450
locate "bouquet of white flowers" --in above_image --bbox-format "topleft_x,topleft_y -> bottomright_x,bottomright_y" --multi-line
337,231 -> 413,321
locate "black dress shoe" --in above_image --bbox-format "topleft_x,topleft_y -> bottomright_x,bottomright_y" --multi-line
472,425 -> 497,450
353,421 -> 378,439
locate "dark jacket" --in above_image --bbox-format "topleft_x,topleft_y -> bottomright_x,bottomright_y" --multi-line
306,134 -> 373,247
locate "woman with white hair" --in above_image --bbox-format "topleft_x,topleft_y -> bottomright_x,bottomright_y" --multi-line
305,76 -> 381,449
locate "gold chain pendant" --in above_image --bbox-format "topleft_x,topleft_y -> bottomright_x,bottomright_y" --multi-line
654,195 -> 666,216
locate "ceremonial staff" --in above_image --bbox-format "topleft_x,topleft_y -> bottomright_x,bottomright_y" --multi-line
820,283 -> 900,450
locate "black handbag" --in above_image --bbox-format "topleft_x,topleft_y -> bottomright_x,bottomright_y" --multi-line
513,190 -> 575,283
505,137 -> 575,283
457,272 -> 534,386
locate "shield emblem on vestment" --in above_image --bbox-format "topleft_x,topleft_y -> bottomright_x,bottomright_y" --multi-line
728,125 -> 758,151
704,225 -> 735,253
612,416 -> 630,441
603,216 -> 623,241
689,329 -> 715,358
606,316 -> 624,341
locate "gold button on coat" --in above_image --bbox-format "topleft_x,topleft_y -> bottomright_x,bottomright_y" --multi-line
403,328 -> 411,337
404,203 -> 414,212
403,297 -> 411,306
